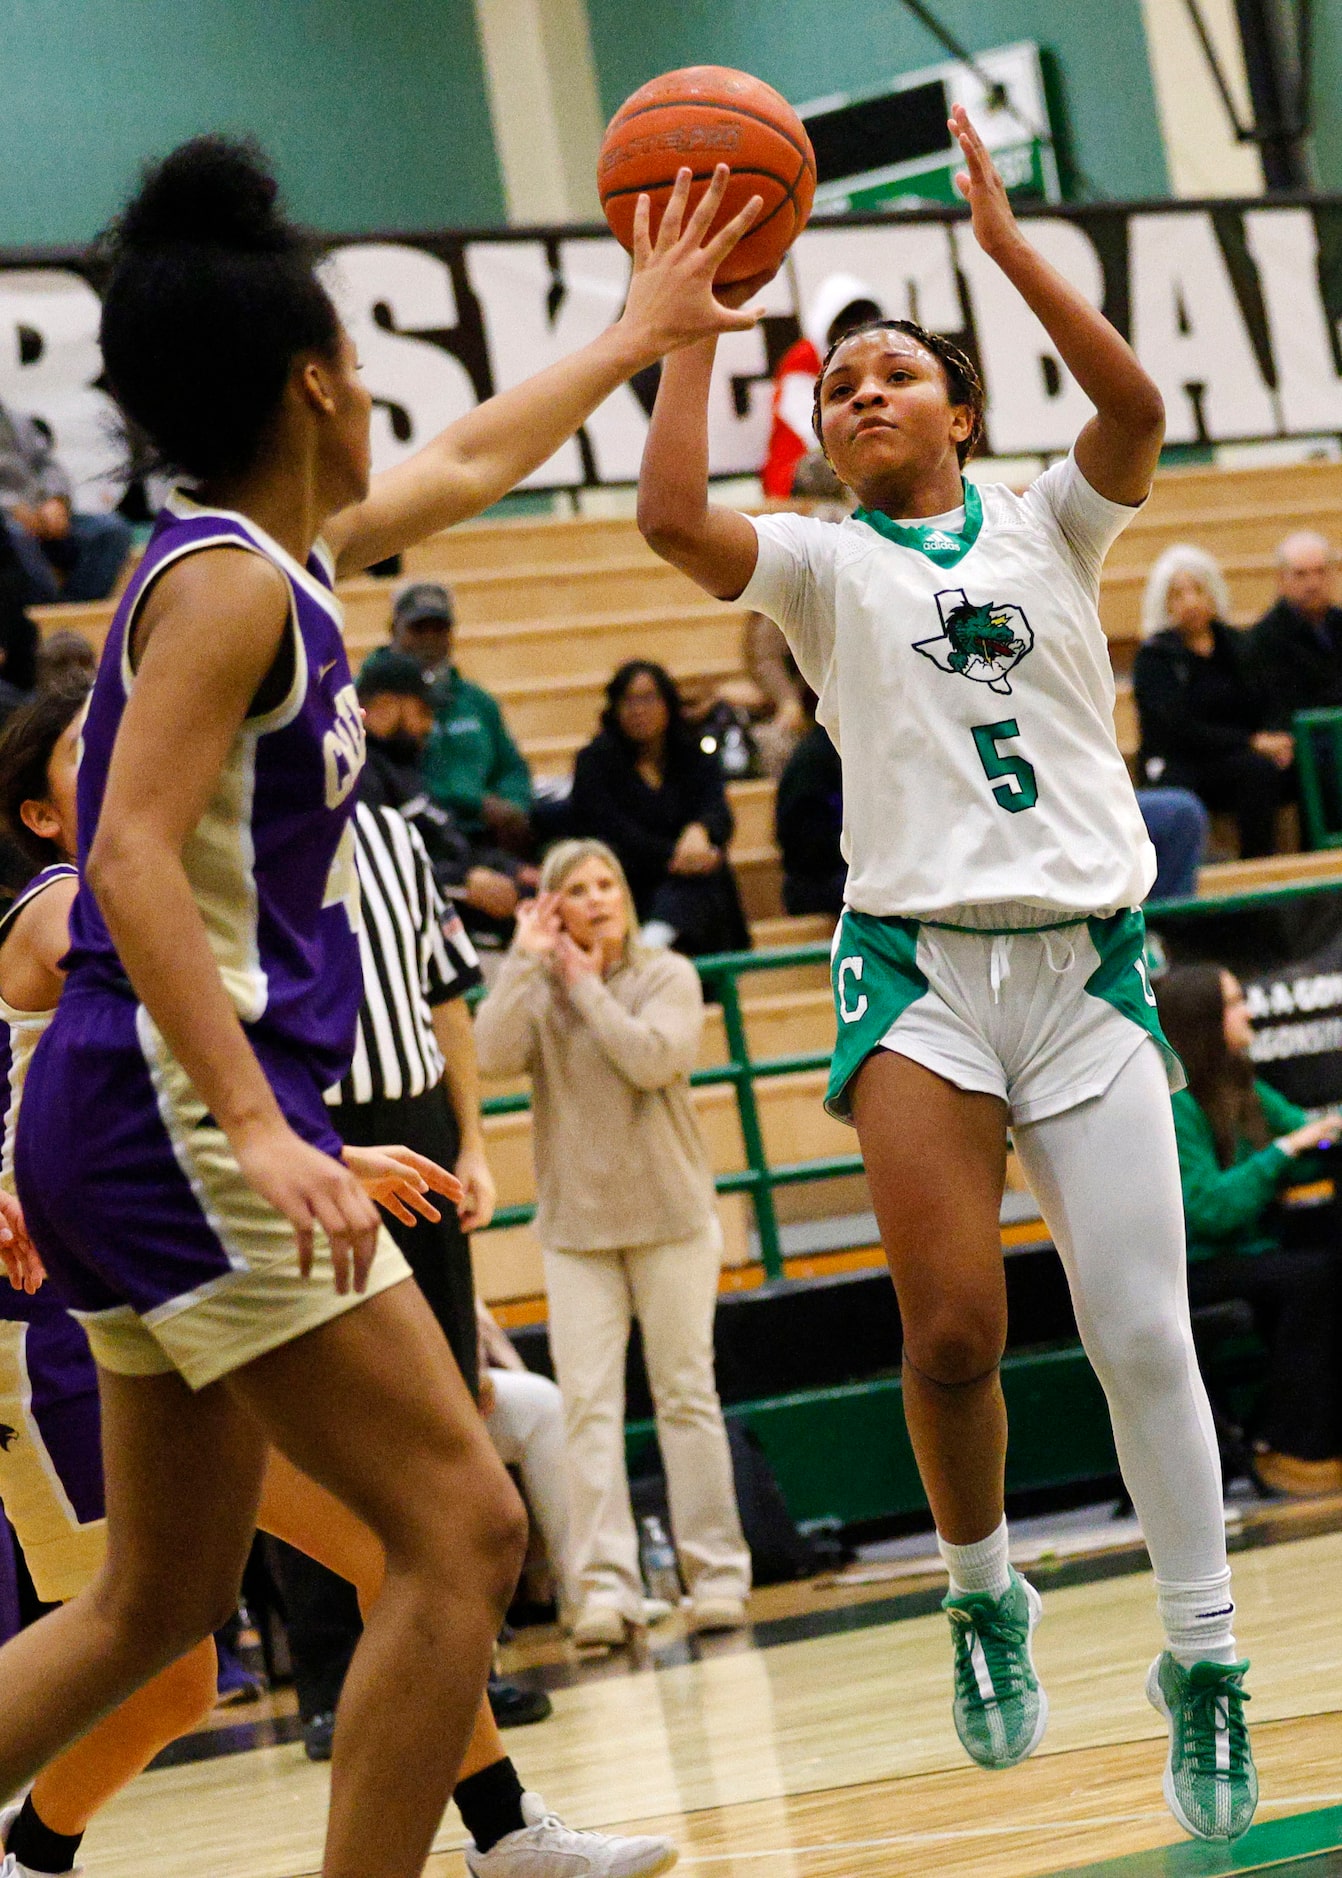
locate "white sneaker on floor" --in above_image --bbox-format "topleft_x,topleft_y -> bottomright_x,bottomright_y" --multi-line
464,1791 -> 678,1877
687,1596 -> 748,1634
571,1605 -> 635,1650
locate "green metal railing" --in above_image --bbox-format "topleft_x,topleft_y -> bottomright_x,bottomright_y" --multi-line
481,872 -> 1342,1280
480,941 -> 857,1280
1293,707 -> 1342,849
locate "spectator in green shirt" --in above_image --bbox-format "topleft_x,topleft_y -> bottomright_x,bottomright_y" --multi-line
1155,963 -> 1342,1495
389,581 -> 534,851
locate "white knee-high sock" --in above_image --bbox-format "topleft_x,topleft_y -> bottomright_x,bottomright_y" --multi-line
1013,1044 -> 1234,1656
938,1518 -> 1012,1598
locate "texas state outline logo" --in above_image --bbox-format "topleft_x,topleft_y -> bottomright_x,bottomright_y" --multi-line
913,588 -> 1034,696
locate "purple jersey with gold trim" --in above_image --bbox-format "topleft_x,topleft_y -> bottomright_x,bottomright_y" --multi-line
63,493 -> 365,1089
0,863 -> 78,1332
0,863 -> 105,1552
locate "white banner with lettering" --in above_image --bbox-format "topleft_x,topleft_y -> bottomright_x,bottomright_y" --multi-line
4,199 -> 1342,508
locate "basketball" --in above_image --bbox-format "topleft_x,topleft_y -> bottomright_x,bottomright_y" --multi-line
598,65 -> 816,285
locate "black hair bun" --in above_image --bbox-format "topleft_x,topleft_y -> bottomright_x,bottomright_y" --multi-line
117,136 -> 290,252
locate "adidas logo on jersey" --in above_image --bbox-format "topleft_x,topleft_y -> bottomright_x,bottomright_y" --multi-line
922,532 -> 960,552
914,587 -> 1034,696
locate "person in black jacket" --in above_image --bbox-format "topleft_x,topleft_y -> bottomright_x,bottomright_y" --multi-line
1248,531 -> 1342,730
1134,545 -> 1291,858
569,660 -> 750,956
776,693 -> 845,916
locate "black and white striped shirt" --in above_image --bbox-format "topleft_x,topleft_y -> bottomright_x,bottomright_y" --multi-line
327,802 -> 482,1108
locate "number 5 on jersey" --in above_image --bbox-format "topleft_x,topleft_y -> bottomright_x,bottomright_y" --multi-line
971,719 -> 1037,814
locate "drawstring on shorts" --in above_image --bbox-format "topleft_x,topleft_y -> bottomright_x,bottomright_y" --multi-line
989,935 -> 1012,1002
988,928 -> 1076,1002
1041,929 -> 1077,975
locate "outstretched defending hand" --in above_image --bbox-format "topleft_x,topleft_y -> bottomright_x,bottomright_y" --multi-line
950,105 -> 1022,262
343,1143 -> 464,1228
619,165 -> 765,357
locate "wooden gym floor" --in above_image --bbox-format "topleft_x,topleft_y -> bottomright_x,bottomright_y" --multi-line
76,1496 -> 1342,1878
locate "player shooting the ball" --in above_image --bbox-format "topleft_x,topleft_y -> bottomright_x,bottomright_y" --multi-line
637,105 -> 1257,1844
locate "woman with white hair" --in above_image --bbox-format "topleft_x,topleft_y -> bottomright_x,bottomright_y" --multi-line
473,838 -> 750,1652
1134,544 -> 1292,857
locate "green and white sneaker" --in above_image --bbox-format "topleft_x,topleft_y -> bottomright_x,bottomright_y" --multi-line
1146,1653 -> 1258,1841
942,1569 -> 1048,1769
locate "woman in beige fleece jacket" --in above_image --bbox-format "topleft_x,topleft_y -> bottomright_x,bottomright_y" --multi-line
473,838 -> 750,1651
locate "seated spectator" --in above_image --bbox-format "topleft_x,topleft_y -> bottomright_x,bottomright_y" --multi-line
569,661 -> 749,957
389,581 -> 534,858
1154,963 -> 1342,1496
0,398 -> 132,605
1134,545 -> 1291,858
1137,786 -> 1210,901
776,695 -> 844,917
355,646 -> 528,934
473,839 -> 751,1649
35,627 -> 97,696
477,1301 -> 575,1621
1249,531 -> 1342,729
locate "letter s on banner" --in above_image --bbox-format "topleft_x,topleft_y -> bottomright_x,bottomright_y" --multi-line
0,270 -> 124,510
325,245 -> 478,474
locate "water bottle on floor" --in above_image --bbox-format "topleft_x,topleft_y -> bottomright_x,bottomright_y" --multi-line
639,1515 -> 682,1611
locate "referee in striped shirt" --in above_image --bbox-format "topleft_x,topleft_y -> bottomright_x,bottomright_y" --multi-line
277,792 -> 554,1760
327,796 -> 494,1387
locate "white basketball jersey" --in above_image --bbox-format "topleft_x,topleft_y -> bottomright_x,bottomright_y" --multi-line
741,453 -> 1156,921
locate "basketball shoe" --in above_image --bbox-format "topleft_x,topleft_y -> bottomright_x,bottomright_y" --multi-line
465,1793 -> 677,1876
1146,1653 -> 1257,1840
942,1568 -> 1048,1769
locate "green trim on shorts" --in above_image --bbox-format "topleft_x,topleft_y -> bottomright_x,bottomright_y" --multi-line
826,910 -> 930,1122
824,905 -> 1184,1124
919,914 -> 1091,936
1083,908 -> 1185,1091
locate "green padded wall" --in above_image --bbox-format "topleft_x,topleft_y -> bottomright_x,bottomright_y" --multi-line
585,0 -> 1170,203
0,0 -> 504,249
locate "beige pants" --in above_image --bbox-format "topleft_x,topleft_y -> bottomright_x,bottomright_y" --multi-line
543,1218 -> 751,1620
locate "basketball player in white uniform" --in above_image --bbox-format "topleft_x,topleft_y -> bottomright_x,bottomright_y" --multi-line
636,107 -> 1256,1843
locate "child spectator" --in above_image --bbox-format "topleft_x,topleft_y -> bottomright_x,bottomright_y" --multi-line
569,661 -> 749,956
1134,545 -> 1290,857
1155,963 -> 1342,1496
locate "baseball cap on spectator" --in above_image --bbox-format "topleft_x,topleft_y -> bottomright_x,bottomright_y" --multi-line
357,647 -> 434,705
392,582 -> 455,632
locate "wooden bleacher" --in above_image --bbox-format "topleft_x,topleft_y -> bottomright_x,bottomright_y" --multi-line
30,459 -> 1342,1307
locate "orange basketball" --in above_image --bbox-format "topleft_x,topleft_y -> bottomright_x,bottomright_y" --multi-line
598,66 -> 816,285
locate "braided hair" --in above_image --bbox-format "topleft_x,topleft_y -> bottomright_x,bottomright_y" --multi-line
811,318 -> 985,466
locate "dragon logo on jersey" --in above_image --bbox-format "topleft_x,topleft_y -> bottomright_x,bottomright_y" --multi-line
914,588 -> 1033,695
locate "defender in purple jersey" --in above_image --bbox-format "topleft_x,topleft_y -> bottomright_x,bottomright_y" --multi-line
0,135 -> 763,1878
0,689 -> 679,1878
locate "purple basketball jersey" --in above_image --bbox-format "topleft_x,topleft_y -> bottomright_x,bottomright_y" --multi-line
64,494 -> 365,1089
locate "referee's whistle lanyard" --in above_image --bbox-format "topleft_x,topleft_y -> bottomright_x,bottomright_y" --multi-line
987,929 -> 1076,1003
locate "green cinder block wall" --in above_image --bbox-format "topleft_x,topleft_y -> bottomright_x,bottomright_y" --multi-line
0,0 -> 504,249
